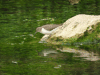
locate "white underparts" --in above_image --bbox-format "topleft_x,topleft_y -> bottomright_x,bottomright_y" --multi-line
40,27 -> 58,35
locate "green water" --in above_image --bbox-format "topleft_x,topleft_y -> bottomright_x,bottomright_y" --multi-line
0,0 -> 100,75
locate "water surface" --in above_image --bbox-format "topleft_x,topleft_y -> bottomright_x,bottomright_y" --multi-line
0,0 -> 100,75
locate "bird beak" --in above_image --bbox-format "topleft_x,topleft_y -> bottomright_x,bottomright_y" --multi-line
33,32 -> 37,36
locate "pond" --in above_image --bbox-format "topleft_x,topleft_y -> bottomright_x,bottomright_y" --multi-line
0,0 -> 100,75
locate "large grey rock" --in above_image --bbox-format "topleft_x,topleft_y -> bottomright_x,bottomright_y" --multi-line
51,14 -> 100,38
40,14 -> 100,43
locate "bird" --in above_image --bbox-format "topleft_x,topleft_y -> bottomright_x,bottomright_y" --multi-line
34,24 -> 62,35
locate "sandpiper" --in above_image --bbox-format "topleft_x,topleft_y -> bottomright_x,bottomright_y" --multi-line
34,24 -> 62,35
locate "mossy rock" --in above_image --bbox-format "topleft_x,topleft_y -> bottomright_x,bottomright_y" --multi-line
47,22 -> 100,45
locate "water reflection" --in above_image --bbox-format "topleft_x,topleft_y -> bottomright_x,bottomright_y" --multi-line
59,47 -> 100,61
39,47 -> 100,61
38,48 -> 68,69
38,48 -> 68,60
38,49 -> 58,57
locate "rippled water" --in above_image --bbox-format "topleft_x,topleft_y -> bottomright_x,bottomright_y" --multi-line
1,0 -> 100,74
